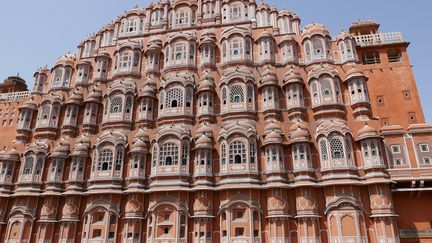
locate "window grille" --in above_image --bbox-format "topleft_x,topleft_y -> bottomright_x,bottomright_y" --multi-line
98,149 -> 113,171
159,143 -> 179,166
166,88 -> 184,108
320,140 -> 328,161
230,85 -> 244,103
330,138 -> 344,159
229,141 -> 246,164
110,97 -> 123,113
23,157 -> 34,175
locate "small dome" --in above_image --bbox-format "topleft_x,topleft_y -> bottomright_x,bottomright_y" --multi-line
260,67 -> 278,88
130,140 -> 147,153
134,129 -> 149,141
20,98 -> 37,110
357,124 -> 380,140
55,53 -> 76,66
140,84 -> 156,98
289,122 -> 310,143
302,23 -> 330,39
85,87 -> 102,103
283,69 -> 303,86
198,78 -> 215,92
77,134 -> 91,145
195,135 -> 213,149
5,148 -> 20,160
51,144 -> 69,158
196,123 -> 213,138
345,67 -> 367,82
257,2 -> 270,10
264,131 -> 283,145
66,91 -> 84,105
336,31 -> 353,42
264,120 -> 282,134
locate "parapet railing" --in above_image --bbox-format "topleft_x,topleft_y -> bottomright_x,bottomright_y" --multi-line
0,91 -> 31,103
354,32 -> 404,47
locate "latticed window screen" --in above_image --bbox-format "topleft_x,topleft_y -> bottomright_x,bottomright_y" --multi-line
247,85 -> 254,103
166,88 -> 184,108
222,87 -> 227,104
41,103 -> 50,119
98,149 -> 113,171
230,38 -> 243,56
181,143 -> 188,165
221,143 -> 227,164
321,78 -> 332,97
229,141 -> 246,164
185,88 -> 192,107
250,141 -> 256,163
159,143 -> 179,166
330,138 -> 344,159
230,85 -> 244,103
115,149 -> 123,171
23,157 -> 34,175
320,140 -> 328,161
230,3 -> 242,20
125,97 -> 133,113
152,145 -> 158,166
110,97 -> 123,113
345,138 -> 352,159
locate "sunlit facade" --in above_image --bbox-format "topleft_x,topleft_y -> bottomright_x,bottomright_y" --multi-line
0,1 -> 430,243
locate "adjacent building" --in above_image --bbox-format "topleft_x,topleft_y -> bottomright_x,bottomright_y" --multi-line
0,1 -> 430,242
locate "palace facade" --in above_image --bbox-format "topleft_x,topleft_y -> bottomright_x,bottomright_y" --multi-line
0,1 -> 431,243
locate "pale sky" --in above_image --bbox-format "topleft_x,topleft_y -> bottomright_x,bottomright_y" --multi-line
1,0 -> 431,121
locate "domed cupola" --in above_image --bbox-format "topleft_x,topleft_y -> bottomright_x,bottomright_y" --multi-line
302,23 -> 333,64
308,65 -> 345,120
289,121 -> 314,179
283,68 -> 306,121
32,66 -> 50,93
0,147 -> 18,191
50,53 -> 76,90
46,142 -> 69,191
137,76 -> 158,129
193,132 -> 214,184
145,37 -> 163,73
67,137 -> 91,191
262,120 -> 285,179
127,134 -> 148,188
336,31 -> 357,63
16,98 -> 38,142
197,71 -> 216,122
82,86 -> 102,134
344,67 -> 371,120
199,30 -> 217,67
258,66 -> 280,118
356,123 -> 385,173
61,90 -> 83,138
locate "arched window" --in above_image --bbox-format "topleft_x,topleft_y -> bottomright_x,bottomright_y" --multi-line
230,85 -> 244,103
121,52 -> 133,71
159,143 -> 179,166
230,38 -> 243,58
98,149 -> 113,171
230,3 -> 242,20
110,97 -> 123,113
229,141 -> 246,164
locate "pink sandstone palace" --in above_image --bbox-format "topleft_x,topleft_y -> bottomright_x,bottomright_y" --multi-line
0,1 -> 430,242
